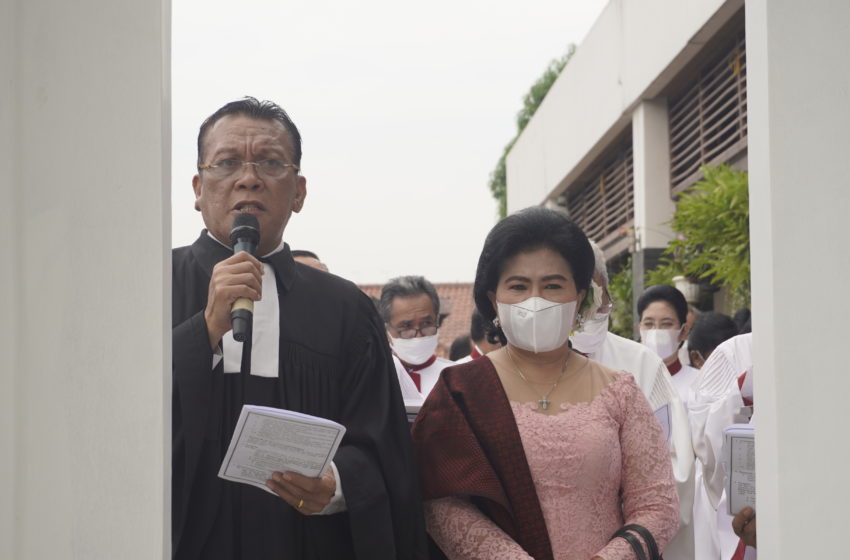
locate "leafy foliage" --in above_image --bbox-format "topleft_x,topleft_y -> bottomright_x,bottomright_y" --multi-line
488,139 -> 515,219
608,256 -> 634,339
644,262 -> 678,288
489,45 -> 576,218
648,165 -> 751,310
516,46 -> 576,131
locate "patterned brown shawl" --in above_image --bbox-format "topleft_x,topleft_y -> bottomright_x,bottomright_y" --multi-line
411,357 -> 554,560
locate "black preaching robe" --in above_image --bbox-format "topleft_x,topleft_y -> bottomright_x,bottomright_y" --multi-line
172,232 -> 427,560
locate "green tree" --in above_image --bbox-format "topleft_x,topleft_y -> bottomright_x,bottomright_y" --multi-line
648,164 -> 751,310
489,44 -> 576,217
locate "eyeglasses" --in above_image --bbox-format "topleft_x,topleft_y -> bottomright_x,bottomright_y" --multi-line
199,158 -> 299,180
387,322 -> 438,340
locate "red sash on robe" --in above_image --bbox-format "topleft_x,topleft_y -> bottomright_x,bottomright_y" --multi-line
411,357 -> 554,560
731,540 -> 747,560
737,371 -> 753,407
667,358 -> 683,376
399,355 -> 437,392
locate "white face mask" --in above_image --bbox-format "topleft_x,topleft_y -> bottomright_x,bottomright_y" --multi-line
570,312 -> 610,354
390,333 -> 439,365
496,297 -> 577,354
640,328 -> 682,360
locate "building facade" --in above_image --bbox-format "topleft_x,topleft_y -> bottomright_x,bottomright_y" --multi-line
506,1 -> 850,557
507,0 -> 748,307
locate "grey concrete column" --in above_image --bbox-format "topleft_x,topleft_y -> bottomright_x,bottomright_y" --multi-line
0,0 -> 171,558
631,99 -> 676,322
747,0 -> 850,556
0,1 -> 20,558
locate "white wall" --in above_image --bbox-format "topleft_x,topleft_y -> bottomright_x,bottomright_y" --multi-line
0,0 -> 171,558
747,0 -> 850,556
506,0 -> 743,212
0,1 -> 20,558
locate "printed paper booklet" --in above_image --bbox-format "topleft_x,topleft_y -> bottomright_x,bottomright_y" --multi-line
722,423 -> 755,515
218,405 -> 346,494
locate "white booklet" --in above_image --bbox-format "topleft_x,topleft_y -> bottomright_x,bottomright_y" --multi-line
722,423 -> 756,515
653,403 -> 672,443
218,405 -> 346,494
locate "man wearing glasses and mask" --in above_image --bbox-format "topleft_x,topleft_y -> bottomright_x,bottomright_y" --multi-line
379,276 -> 454,407
172,97 -> 426,559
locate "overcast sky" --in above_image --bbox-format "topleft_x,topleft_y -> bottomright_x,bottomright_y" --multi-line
172,0 -> 609,284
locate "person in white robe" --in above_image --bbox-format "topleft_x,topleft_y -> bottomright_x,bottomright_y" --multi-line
571,242 -> 695,560
689,333 -> 754,559
637,284 -> 702,408
380,275 -> 454,409
681,312 -> 743,559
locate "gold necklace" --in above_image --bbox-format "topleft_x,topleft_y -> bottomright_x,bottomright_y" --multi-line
505,346 -> 569,411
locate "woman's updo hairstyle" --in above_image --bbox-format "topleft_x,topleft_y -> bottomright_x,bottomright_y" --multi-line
473,207 -> 595,345
636,284 -> 688,326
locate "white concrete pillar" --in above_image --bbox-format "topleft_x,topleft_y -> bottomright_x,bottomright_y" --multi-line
0,0 -> 171,558
747,0 -> 850,556
630,99 -> 677,311
632,98 -> 676,251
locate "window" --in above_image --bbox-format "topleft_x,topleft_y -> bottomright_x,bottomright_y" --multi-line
566,145 -> 634,243
669,31 -> 747,192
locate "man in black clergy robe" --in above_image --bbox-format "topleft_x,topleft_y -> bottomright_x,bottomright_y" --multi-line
172,97 -> 427,559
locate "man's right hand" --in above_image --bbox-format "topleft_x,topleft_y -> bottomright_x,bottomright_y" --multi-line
732,507 -> 757,549
204,251 -> 264,349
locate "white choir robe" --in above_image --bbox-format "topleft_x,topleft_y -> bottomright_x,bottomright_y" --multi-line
671,363 -> 701,409
689,333 -> 753,560
678,339 -> 692,370
392,354 -> 455,409
670,362 -> 718,560
573,331 -> 696,560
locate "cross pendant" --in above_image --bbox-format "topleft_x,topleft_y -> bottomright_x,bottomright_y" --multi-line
538,396 -> 550,410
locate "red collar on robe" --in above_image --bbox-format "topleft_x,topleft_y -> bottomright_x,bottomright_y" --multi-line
470,346 -> 483,360
411,358 -> 554,560
667,359 -> 683,376
737,371 -> 754,407
399,354 -> 437,372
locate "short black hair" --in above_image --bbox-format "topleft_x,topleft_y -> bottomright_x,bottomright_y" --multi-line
637,284 -> 688,325
449,335 -> 472,361
472,207 -> 594,345
291,249 -> 320,260
688,312 -> 740,355
469,309 -> 488,343
197,96 -> 302,167
733,308 -> 752,334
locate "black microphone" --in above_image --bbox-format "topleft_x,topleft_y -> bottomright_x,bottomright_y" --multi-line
229,213 -> 260,342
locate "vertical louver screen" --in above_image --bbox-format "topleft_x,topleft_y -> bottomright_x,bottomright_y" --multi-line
669,31 -> 747,191
567,145 -> 634,242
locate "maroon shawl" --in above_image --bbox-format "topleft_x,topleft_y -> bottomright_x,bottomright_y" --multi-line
411,357 -> 554,560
